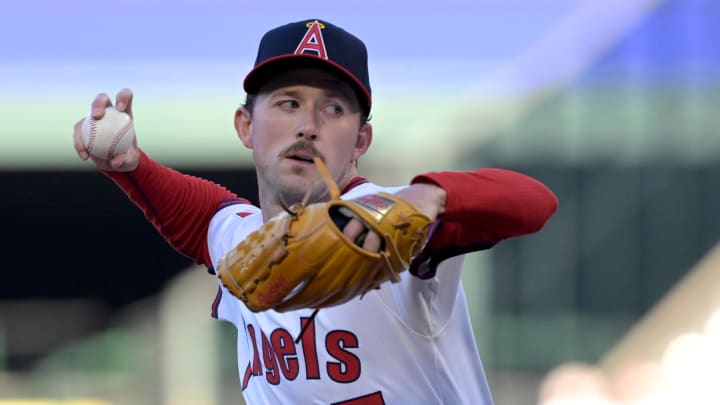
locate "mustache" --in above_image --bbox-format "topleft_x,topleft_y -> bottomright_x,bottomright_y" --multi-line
280,140 -> 325,162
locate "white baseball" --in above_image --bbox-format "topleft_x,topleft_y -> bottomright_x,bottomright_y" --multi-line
81,107 -> 136,160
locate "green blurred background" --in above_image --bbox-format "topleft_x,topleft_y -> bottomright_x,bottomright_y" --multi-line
1,0 -> 718,403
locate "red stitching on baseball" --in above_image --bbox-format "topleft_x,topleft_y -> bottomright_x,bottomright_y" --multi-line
107,119 -> 133,160
87,119 -> 98,153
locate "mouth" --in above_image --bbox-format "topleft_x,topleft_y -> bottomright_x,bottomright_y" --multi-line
285,153 -> 316,164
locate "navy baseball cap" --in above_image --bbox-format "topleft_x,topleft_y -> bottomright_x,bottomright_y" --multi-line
243,19 -> 372,115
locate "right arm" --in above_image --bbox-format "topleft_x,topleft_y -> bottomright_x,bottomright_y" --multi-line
73,89 -> 249,267
104,150 -> 246,267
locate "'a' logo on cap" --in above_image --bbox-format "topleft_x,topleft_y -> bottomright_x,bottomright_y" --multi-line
294,21 -> 328,60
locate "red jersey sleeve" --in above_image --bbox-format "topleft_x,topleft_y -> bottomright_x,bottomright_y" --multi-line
408,168 -> 558,278
103,150 -> 250,268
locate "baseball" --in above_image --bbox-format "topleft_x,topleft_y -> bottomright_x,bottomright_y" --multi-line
81,106 -> 136,160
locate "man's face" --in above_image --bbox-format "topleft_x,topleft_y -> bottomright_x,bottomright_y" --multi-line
236,67 -> 372,207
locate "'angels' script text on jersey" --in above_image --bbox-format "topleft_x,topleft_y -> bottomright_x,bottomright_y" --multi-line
242,316 -> 360,389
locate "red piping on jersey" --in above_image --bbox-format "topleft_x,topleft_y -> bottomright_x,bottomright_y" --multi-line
211,285 -> 222,319
341,176 -> 368,194
217,197 -> 254,212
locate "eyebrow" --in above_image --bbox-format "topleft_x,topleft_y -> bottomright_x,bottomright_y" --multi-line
322,87 -> 355,102
273,89 -> 303,99
273,85 -> 355,103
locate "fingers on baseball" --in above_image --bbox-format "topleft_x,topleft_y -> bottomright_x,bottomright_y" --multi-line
91,93 -> 113,119
115,88 -> 134,117
73,119 -> 89,159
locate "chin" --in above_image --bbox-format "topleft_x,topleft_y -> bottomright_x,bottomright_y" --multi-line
278,182 -> 330,207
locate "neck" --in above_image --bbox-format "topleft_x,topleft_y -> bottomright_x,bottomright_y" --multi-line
258,193 -> 291,222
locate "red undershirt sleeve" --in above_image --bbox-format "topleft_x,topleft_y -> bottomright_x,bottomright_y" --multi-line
408,168 -> 558,278
103,150 -> 249,268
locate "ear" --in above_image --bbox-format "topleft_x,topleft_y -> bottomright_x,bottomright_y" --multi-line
352,123 -> 373,161
235,107 -> 253,149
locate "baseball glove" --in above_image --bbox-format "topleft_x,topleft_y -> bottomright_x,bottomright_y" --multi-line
217,157 -> 432,313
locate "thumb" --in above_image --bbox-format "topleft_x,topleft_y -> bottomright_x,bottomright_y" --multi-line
108,149 -> 140,172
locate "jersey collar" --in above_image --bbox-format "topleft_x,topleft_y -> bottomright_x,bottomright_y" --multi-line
341,176 -> 369,194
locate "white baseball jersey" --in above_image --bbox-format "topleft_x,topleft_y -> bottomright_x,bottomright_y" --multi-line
208,182 -> 494,405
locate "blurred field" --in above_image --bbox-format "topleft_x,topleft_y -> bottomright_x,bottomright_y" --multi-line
1,1 -> 718,404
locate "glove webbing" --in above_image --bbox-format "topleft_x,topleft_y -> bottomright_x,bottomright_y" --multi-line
291,159 -> 341,343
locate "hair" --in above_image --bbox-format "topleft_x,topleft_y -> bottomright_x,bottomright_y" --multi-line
242,93 -> 371,126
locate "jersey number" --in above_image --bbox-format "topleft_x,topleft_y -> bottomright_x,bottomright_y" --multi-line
332,391 -> 385,405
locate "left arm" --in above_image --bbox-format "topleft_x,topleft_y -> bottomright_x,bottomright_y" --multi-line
404,168 -> 558,278
412,168 -> 558,238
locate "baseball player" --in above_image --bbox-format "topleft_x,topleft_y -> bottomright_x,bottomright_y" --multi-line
73,19 -> 558,404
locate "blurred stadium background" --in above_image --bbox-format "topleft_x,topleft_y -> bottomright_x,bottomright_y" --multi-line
1,0 -> 719,403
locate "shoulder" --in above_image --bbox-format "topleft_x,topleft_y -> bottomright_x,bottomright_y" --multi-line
208,201 -> 263,266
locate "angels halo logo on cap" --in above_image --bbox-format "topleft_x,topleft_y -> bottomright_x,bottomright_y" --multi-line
294,20 -> 328,59
243,19 -> 372,115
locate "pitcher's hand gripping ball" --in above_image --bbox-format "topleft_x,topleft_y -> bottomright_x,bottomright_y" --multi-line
217,158 -> 432,312
81,107 -> 136,160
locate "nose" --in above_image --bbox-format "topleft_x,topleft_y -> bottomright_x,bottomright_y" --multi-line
296,108 -> 319,140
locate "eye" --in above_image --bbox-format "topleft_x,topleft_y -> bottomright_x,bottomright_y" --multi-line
323,104 -> 344,116
278,100 -> 300,109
